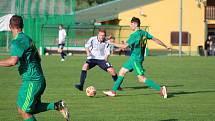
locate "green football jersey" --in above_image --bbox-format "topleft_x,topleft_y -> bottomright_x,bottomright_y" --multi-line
10,32 -> 44,81
126,29 -> 153,61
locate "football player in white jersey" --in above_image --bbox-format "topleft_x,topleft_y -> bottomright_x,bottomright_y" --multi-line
74,29 -> 121,91
58,24 -> 67,61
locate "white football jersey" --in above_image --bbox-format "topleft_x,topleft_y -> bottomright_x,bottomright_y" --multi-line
58,29 -> 66,44
85,36 -> 110,60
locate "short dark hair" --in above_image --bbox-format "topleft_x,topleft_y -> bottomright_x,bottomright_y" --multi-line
131,17 -> 141,27
10,15 -> 23,29
98,29 -> 106,35
59,24 -> 63,28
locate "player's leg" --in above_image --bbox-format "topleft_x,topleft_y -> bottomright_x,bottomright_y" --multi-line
57,44 -> 61,53
32,100 -> 69,120
58,44 -> 63,61
61,44 -> 67,59
103,59 -> 132,96
133,61 -> 167,98
112,67 -> 129,91
138,75 -> 167,98
111,58 -> 134,92
32,81 -> 70,120
107,67 -> 118,81
132,60 -> 160,90
17,81 -> 40,120
75,60 -> 96,91
31,82 -> 55,114
137,75 -> 161,91
33,102 -> 55,114
98,60 -> 123,90
18,107 -> 36,121
17,81 -> 56,113
59,44 -> 66,61
107,67 -> 123,90
119,49 -> 122,56
98,60 -> 118,82
74,63 -> 89,91
103,67 -> 129,96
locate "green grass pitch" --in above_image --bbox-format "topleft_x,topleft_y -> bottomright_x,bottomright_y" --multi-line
0,55 -> 215,121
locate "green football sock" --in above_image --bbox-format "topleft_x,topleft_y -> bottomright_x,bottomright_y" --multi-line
144,79 -> 161,91
112,76 -> 124,92
24,116 -> 36,121
32,103 -> 54,114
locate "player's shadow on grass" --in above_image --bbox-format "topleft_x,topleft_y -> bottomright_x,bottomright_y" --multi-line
122,84 -> 184,90
168,90 -> 215,98
166,84 -> 184,88
124,85 -> 149,90
160,119 -> 178,121
98,85 -> 184,91
97,86 -> 148,91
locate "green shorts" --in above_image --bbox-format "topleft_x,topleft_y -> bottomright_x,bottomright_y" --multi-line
122,58 -> 145,76
17,80 -> 46,113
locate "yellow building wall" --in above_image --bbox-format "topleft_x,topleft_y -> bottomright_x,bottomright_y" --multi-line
118,0 -> 205,55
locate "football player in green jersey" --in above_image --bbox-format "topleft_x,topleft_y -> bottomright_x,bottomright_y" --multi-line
0,15 -> 69,121
103,17 -> 171,98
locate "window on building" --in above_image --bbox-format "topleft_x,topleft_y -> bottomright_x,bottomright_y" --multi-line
170,31 -> 190,46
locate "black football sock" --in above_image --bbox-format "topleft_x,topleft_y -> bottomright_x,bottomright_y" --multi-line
80,70 -> 87,87
112,74 -> 118,81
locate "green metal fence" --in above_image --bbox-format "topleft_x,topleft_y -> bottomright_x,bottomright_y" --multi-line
41,25 -> 149,55
0,31 -> 12,54
0,0 -> 75,54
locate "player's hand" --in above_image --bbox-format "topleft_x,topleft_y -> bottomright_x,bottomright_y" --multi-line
87,53 -> 90,57
87,52 -> 91,57
105,58 -> 108,61
166,46 -> 172,51
107,35 -> 112,40
58,48 -> 62,53
107,35 -> 115,43
108,41 -> 113,45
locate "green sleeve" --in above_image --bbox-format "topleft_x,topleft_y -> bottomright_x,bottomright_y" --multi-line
10,41 -> 24,57
145,31 -> 153,39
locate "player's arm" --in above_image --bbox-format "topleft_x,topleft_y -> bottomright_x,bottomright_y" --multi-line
151,37 -> 171,50
104,50 -> 110,61
64,29 -> 67,38
104,44 -> 111,61
85,38 -> 93,56
109,41 -> 129,49
105,54 -> 110,61
107,35 -> 129,49
85,48 -> 91,57
0,56 -> 18,67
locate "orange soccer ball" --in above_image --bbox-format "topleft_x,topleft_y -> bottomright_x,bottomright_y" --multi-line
86,86 -> 96,97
